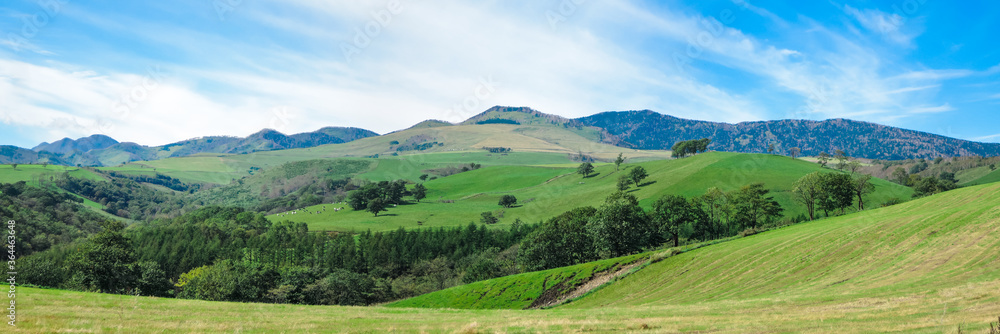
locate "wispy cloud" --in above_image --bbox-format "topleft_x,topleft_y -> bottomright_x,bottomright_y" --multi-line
842,5 -> 922,47
0,0 -> 995,148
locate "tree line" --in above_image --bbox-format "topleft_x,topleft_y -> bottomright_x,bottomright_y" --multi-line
18,206 -> 537,305
519,183 -> 784,271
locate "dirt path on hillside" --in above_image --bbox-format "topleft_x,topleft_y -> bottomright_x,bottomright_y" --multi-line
527,261 -> 644,309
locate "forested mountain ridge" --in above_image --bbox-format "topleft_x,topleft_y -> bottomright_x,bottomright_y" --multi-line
575,110 -> 1000,160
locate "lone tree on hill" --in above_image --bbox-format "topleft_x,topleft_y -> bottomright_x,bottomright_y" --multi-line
367,198 -> 388,217
499,195 -> 517,208
817,152 -> 831,168
419,174 -> 429,181
847,161 -> 862,174
480,212 -> 498,225
629,166 -> 648,187
577,162 -> 595,178
614,153 -> 626,171
616,175 -> 631,191
789,147 -> 801,159
412,184 -> 427,202
10,163 -> 16,170
834,150 -> 849,169
767,143 -> 776,154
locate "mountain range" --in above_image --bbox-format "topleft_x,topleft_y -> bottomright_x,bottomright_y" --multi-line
1,127 -> 378,166
5,107 -> 1000,166
576,110 -> 1000,160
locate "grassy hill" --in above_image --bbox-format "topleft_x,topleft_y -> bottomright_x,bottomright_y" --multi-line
16,182 -> 1000,333
0,164 -> 105,185
268,152 -> 913,232
100,115 -> 665,186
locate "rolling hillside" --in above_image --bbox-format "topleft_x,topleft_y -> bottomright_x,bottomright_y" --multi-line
577,110 -> 1000,160
101,116 -> 667,185
268,152 -> 913,233
17,182 -> 1000,333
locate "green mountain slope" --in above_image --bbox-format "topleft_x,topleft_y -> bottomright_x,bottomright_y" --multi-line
567,182 -> 1000,309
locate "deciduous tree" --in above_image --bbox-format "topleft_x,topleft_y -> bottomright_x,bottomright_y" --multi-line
629,166 -> 648,187
498,195 -> 517,208
577,162 -> 595,178
614,153 -> 625,171
412,183 -> 427,202
852,174 -> 875,211
732,183 -> 783,229
651,195 -> 706,247
789,147 -> 801,159
819,173 -> 854,216
367,198 -> 388,217
792,172 -> 823,221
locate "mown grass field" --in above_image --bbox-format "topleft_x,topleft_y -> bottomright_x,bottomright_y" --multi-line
269,152 -> 914,232
14,184 -> 1000,333
387,253 -> 650,310
963,166 -> 1000,186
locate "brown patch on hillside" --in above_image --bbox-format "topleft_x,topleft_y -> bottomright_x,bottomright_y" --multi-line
528,261 -> 644,309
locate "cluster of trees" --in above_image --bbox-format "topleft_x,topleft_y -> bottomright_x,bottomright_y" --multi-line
251,178 -> 352,214
519,184 -> 784,271
616,166 -> 648,190
105,171 -> 197,192
55,175 -> 194,220
0,181 -> 104,255
19,206 -> 537,305
482,147 -> 512,154
889,167 -> 959,198
671,138 -> 712,158
395,141 -> 442,152
347,180 -> 412,216
792,171 -> 875,220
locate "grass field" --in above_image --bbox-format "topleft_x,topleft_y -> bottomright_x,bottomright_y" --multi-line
964,167 -> 1000,186
269,152 -> 914,233
0,164 -> 105,185
14,183 -> 1000,333
387,253 -> 650,310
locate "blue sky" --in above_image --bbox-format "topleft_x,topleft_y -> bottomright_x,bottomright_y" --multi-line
1,0 -> 999,148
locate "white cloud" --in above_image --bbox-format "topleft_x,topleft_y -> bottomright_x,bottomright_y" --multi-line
842,5 -> 921,47
0,0 -> 986,147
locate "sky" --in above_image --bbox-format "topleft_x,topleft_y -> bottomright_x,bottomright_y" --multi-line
1,0 -> 999,148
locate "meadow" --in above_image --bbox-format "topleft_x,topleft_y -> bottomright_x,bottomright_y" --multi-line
14,182 -> 1000,333
267,152 -> 914,233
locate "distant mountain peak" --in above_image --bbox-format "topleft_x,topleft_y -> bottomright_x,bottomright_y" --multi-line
32,134 -> 120,155
461,106 -> 577,126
